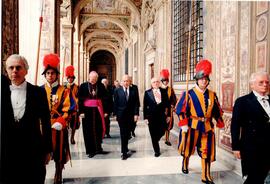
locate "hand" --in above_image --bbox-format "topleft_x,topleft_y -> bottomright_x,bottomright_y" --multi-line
166,117 -> 170,123
134,115 -> 139,122
144,119 -> 149,124
51,122 -> 63,131
104,113 -> 108,118
181,125 -> 188,133
233,151 -> 241,159
80,113 -> 85,118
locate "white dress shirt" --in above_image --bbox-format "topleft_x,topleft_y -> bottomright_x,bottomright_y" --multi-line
10,81 -> 27,121
153,88 -> 161,104
253,91 -> 270,118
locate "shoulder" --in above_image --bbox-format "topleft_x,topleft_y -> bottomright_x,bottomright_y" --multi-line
235,93 -> 252,103
27,82 -> 46,95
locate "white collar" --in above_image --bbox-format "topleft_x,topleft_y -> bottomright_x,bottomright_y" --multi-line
47,81 -> 59,88
253,90 -> 269,100
10,80 -> 27,91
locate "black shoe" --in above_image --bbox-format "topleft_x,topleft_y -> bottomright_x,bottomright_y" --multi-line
182,168 -> 189,174
121,154 -> 128,160
165,141 -> 172,146
154,152 -> 160,157
106,134 -> 111,138
201,179 -> 215,184
182,157 -> 189,174
88,153 -> 95,158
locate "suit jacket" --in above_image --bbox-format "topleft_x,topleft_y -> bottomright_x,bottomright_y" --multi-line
231,92 -> 270,176
1,81 -> 52,182
114,86 -> 140,120
143,87 -> 170,120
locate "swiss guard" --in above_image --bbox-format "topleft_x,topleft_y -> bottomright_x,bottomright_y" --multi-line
64,65 -> 80,145
175,59 -> 224,184
160,69 -> 177,146
41,53 -> 74,184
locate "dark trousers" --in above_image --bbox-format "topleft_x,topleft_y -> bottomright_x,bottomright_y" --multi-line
105,116 -> 111,135
4,162 -> 46,184
244,166 -> 269,184
117,115 -> 132,154
148,125 -> 161,154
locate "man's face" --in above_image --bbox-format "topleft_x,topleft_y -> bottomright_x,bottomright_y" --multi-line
197,77 -> 209,90
45,69 -> 57,84
122,75 -> 130,88
252,74 -> 269,96
67,77 -> 75,83
161,80 -> 169,86
151,78 -> 160,89
6,59 -> 27,85
89,73 -> 98,84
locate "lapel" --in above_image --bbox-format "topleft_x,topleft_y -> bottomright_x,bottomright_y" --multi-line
249,92 -> 269,118
148,89 -> 156,103
23,82 -> 32,119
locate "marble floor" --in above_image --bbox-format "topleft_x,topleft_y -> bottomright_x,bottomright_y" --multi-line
45,118 -> 246,184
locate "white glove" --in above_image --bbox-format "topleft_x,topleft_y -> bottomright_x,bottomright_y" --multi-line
52,122 -> 63,131
181,125 -> 188,133
144,119 -> 149,124
80,113 -> 85,118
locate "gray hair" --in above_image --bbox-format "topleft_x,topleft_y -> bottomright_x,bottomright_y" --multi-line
89,71 -> 98,77
6,54 -> 29,70
249,71 -> 270,84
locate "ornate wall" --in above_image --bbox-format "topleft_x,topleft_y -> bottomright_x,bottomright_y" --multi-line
1,0 -> 19,74
203,1 -> 270,172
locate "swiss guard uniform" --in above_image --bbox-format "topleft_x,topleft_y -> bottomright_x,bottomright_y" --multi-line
64,65 -> 80,144
160,69 -> 177,146
41,54 -> 74,184
175,59 -> 224,184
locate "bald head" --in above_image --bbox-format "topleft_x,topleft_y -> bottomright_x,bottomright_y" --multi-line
151,77 -> 160,89
88,71 -> 98,84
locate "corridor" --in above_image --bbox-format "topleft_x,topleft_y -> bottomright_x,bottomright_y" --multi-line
45,118 -> 244,184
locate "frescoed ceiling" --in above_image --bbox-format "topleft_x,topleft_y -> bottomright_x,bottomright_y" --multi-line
68,0 -> 142,56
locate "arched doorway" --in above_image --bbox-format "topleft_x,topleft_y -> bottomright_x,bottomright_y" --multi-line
89,50 -> 116,85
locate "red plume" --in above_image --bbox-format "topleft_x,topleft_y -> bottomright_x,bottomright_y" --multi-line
65,65 -> 75,77
160,69 -> 170,79
195,59 -> 212,76
43,53 -> 60,69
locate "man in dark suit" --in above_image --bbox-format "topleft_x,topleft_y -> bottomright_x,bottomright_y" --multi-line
231,71 -> 270,184
114,74 -> 140,160
129,76 -> 140,137
101,78 -> 114,138
1,54 -> 52,184
143,77 -> 170,157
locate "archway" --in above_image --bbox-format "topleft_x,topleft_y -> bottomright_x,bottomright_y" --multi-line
90,50 -> 116,85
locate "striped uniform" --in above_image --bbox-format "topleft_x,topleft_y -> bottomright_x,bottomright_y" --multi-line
65,83 -> 79,130
42,83 -> 74,165
175,86 -> 224,182
164,86 -> 177,142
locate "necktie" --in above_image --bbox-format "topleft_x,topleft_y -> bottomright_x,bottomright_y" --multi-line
125,88 -> 128,100
154,90 -> 161,104
262,98 -> 269,108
